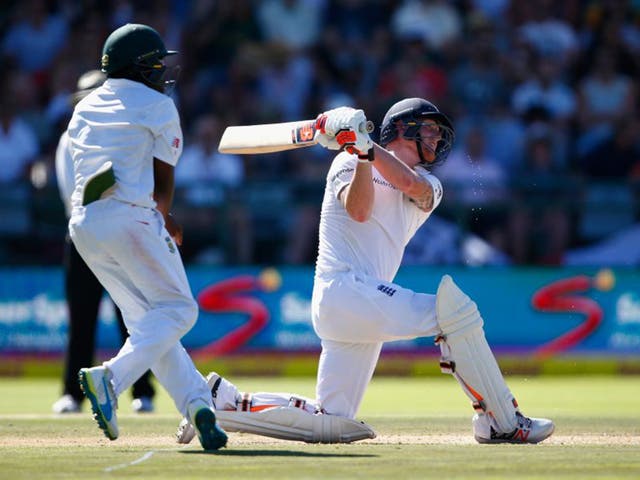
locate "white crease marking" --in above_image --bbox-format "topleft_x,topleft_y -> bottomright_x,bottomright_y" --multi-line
104,450 -> 155,472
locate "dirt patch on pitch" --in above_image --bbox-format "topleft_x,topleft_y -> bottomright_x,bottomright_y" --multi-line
3,433 -> 640,448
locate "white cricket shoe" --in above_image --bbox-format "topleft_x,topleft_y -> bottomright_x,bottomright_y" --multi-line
176,416 -> 196,444
52,394 -> 81,414
78,366 -> 119,440
131,396 -> 154,413
473,412 -> 555,444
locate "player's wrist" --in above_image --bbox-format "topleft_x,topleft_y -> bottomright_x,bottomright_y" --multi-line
357,148 -> 375,163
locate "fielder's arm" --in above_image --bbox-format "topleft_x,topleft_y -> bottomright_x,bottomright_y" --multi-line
153,158 -> 183,245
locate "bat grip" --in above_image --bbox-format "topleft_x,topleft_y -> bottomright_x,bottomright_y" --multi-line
359,120 -> 375,134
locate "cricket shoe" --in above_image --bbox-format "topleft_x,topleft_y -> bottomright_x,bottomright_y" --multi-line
52,394 -> 81,414
187,401 -> 228,451
78,367 -> 119,440
473,412 -> 554,444
176,372 -> 236,444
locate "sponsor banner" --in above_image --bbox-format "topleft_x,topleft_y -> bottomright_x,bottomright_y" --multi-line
0,267 -> 638,357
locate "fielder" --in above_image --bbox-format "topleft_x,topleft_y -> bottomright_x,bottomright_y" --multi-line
53,69 -> 155,415
68,23 -> 226,450
177,99 -> 554,445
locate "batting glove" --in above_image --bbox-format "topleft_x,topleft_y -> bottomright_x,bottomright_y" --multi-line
315,107 -> 373,154
315,131 -> 342,150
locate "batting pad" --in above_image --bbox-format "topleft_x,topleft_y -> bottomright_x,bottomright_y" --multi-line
435,275 -> 518,433
216,407 -> 376,443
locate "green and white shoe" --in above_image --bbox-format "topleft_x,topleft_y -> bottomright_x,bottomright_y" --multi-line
78,367 -> 119,440
188,400 -> 228,451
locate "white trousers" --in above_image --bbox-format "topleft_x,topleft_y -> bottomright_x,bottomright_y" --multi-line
69,199 -> 211,416
312,269 -> 440,418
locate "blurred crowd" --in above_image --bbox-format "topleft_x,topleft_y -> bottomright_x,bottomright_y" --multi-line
1,0 -> 639,266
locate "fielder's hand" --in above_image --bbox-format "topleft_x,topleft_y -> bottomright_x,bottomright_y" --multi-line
315,107 -> 373,154
165,213 -> 183,246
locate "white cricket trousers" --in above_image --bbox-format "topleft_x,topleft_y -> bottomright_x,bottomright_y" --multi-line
69,198 -> 211,416
312,268 -> 440,418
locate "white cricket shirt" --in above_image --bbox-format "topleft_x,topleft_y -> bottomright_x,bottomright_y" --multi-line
54,130 -> 74,217
315,152 -> 441,281
67,78 -> 183,210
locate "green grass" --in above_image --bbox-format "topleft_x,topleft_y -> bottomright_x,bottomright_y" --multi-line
1,376 -> 639,479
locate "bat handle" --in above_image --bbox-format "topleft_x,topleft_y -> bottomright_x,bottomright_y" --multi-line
359,120 -> 375,134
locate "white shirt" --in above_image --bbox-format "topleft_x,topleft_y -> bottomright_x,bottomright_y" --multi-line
176,146 -> 243,187
315,152 -> 440,281
54,130 -> 74,217
67,78 -> 183,210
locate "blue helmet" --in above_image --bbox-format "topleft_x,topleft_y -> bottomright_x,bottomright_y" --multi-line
379,98 -> 455,166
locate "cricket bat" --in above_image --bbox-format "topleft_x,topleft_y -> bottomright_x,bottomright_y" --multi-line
218,119 -> 374,154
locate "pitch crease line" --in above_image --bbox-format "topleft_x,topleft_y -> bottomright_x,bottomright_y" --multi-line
104,450 -> 157,472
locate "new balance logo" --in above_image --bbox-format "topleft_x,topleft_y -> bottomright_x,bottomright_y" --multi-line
377,285 -> 396,297
512,429 -> 531,442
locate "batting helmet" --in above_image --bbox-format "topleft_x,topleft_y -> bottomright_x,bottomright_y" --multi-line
100,23 -> 177,92
379,98 -> 455,166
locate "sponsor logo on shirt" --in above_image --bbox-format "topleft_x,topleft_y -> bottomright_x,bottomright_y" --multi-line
171,137 -> 180,149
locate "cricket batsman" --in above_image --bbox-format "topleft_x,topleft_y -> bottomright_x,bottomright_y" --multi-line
176,99 -> 554,445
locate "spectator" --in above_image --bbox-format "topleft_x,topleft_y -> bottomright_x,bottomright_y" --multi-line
511,56 -> 576,125
450,19 -> 507,116
391,0 -> 463,52
1,0 -> 68,78
0,78 -> 39,184
575,47 -> 637,160
579,117 -> 640,179
436,126 -> 510,251
255,42 -> 315,121
176,115 -> 245,189
507,127 -> 573,264
175,114 -> 252,264
257,0 -> 325,50
516,0 -> 578,65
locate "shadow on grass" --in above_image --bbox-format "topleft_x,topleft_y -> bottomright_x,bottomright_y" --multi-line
180,449 -> 377,458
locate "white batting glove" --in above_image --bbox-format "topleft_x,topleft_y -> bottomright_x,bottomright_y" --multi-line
345,129 -> 373,155
315,107 -> 373,154
315,131 -> 342,150
316,107 -> 363,136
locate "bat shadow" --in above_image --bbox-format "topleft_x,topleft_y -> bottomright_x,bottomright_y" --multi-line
180,449 -> 377,458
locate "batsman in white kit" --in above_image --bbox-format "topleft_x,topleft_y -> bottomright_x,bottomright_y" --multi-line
67,23 -> 227,450
176,99 -> 554,445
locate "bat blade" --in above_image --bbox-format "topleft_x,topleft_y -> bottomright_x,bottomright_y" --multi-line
218,120 -> 318,154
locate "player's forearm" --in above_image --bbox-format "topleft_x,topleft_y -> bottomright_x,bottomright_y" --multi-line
371,144 -> 420,194
342,163 -> 374,222
153,158 -> 175,218
154,193 -> 173,218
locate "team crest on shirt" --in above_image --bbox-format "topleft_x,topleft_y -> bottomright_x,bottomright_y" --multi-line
171,137 -> 180,149
165,236 -> 176,254
377,284 -> 396,297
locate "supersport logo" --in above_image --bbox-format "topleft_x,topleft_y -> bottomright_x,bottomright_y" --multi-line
190,269 -> 281,359
531,272 -> 612,358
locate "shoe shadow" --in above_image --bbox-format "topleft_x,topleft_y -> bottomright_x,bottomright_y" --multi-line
180,450 -> 377,458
